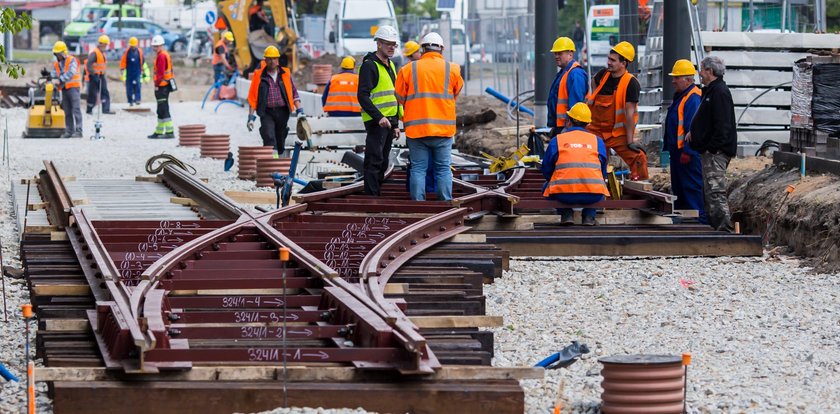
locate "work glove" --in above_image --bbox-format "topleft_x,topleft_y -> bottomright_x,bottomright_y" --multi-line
296,108 -> 305,118
141,63 -> 151,83
627,142 -> 645,153
680,152 -> 691,165
247,114 -> 256,132
120,70 -> 126,82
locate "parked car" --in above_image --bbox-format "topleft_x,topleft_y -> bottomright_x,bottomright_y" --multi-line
63,4 -> 142,49
88,18 -> 188,54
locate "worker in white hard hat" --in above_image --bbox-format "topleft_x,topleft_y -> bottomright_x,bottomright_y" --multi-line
86,34 -> 115,114
51,41 -> 83,138
357,25 -> 403,196
148,35 -> 176,138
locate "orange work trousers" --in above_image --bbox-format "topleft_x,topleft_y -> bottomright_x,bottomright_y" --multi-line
588,94 -> 649,180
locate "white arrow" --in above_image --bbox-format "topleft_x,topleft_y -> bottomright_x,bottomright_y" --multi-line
302,351 -> 330,360
286,328 -> 313,336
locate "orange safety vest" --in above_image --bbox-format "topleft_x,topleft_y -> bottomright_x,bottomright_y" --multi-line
155,50 -> 174,86
396,52 -> 462,139
120,47 -> 144,70
586,71 -> 638,137
53,56 -> 81,90
248,62 -> 297,113
212,39 -> 228,66
676,85 -> 701,149
555,61 -> 582,127
323,72 -> 361,113
90,48 -> 107,75
543,130 -> 609,197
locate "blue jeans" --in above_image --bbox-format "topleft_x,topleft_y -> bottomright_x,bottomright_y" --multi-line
407,137 -> 453,201
125,76 -> 141,104
213,64 -> 226,84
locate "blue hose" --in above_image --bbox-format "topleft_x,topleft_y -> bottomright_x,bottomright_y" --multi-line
484,87 -> 535,116
0,362 -> 19,382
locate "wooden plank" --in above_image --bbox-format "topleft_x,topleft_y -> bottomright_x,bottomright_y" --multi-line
623,180 -> 652,192
43,319 -> 90,331
469,212 -> 673,231
449,233 -> 486,243
170,197 -> 198,206
32,284 -> 91,296
409,315 -> 503,329
50,231 -> 69,241
223,190 -> 277,204
383,283 -> 408,294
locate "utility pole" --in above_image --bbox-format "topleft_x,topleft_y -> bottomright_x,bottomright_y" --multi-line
534,0 -> 558,128
663,0 -> 691,107
618,0 -> 639,73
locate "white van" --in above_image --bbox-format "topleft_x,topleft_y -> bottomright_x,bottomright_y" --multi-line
586,4 -> 619,69
324,0 -> 399,56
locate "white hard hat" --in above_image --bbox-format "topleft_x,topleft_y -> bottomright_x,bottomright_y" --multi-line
373,25 -> 399,43
421,32 -> 444,48
151,35 -> 165,46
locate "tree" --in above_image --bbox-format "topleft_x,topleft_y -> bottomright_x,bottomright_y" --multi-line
0,8 -> 32,79
395,0 -> 440,18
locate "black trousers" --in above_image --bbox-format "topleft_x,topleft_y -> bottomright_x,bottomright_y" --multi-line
155,84 -> 171,120
86,74 -> 110,113
259,106 -> 291,153
363,119 -> 396,196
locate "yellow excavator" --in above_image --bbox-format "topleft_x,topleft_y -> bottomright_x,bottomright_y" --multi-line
217,0 -> 298,77
23,69 -> 66,138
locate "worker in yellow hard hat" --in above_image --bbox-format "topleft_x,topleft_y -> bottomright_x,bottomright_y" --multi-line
85,34 -> 114,114
542,102 -> 609,226
403,40 -> 421,62
585,40 -> 648,180
663,59 -> 706,223
548,36 -> 587,136
120,37 -> 150,106
213,31 -> 236,85
247,45 -> 303,157
50,41 -> 83,137
322,56 -> 361,117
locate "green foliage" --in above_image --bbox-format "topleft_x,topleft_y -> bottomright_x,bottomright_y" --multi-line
395,0 -> 440,19
558,1 -> 586,37
828,0 -> 840,33
0,9 -> 32,79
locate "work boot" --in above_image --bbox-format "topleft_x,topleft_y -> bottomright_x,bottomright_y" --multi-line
582,215 -> 597,226
559,211 -> 574,226
71,131 -> 83,138
148,132 -> 163,139
160,132 -> 175,139
102,110 -> 116,115
60,132 -> 72,138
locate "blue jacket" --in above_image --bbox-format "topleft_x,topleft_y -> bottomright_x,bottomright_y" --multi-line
541,126 -> 608,202
546,60 -> 588,128
322,69 -> 359,117
124,48 -> 143,79
663,85 -> 701,155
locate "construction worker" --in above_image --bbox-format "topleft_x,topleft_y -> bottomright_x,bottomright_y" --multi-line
247,45 -> 303,157
403,40 -> 422,62
50,41 -> 83,138
547,36 -> 587,136
86,35 -> 114,115
213,31 -> 235,84
664,59 -> 706,223
120,37 -> 150,106
542,103 -> 609,226
358,25 -> 402,196
586,41 -> 648,180
148,35 -> 175,138
395,32 -> 464,201
321,56 -> 360,117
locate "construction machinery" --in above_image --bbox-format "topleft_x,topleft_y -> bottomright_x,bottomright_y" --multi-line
482,144 -> 538,173
23,70 -> 66,138
217,0 -> 298,77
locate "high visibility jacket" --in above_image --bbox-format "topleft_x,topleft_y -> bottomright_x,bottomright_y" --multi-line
395,52 -> 463,138
53,57 -> 81,90
543,129 -> 609,197
361,58 -> 401,122
212,39 -> 228,65
248,63 -> 297,115
323,72 -> 361,113
586,71 -> 638,137
154,50 -> 174,87
89,48 -> 106,75
676,85 -> 702,149
555,61 -> 582,126
120,47 -> 144,71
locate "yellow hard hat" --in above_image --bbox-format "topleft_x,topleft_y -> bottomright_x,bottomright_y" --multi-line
567,103 -> 592,123
98,35 -> 110,45
668,59 -> 696,76
550,37 -> 575,53
224,31 -> 234,42
340,56 -> 356,70
264,45 -> 281,58
403,40 -> 420,57
52,41 -> 67,54
611,41 -> 635,62
129,37 -> 138,47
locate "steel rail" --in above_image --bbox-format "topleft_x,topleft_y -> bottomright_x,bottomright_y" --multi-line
160,165 -> 243,220
38,160 -> 74,228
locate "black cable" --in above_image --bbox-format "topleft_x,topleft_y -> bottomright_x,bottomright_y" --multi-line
755,140 -> 780,157
145,153 -> 197,175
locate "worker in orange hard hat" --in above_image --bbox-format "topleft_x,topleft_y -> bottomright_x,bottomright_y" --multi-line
586,41 -> 648,180
86,34 -> 114,115
322,56 -> 361,117
542,103 -> 609,226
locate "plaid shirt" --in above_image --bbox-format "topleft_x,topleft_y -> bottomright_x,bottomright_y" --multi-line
265,72 -> 285,108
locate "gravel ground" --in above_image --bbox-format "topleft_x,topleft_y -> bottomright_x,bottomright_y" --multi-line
1,103 -> 839,413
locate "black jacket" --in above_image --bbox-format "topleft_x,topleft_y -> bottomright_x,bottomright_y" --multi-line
255,67 -> 292,118
689,77 -> 737,157
357,52 -> 398,124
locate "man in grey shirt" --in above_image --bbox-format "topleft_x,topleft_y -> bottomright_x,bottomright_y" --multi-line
50,41 -> 83,138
